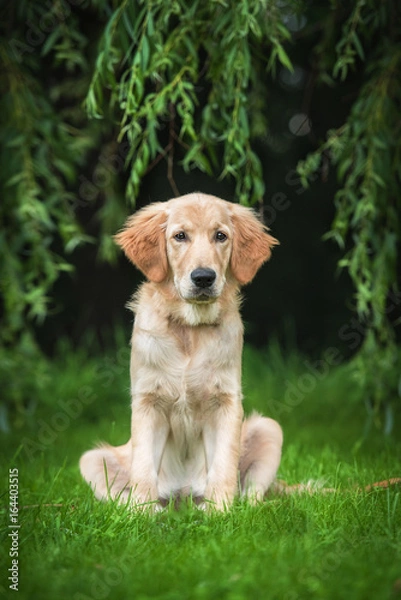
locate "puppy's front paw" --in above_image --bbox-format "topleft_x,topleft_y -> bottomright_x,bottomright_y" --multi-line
203,486 -> 235,511
128,482 -> 160,512
242,488 -> 265,505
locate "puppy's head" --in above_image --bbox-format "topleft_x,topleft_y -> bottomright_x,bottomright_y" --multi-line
114,194 -> 278,302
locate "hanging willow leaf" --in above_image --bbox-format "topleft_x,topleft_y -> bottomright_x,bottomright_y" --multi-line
297,13 -> 401,423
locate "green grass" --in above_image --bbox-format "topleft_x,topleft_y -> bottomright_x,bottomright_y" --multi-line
1,344 -> 400,600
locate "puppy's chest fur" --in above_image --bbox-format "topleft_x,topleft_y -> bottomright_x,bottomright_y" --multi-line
131,317 -> 241,416
131,314 -> 242,493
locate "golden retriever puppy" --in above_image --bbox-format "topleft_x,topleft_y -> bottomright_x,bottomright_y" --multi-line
80,192 -> 283,510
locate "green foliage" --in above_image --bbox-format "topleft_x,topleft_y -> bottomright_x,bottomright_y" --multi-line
0,333 -> 50,433
0,1 -> 99,348
297,0 -> 401,419
85,0 -> 295,205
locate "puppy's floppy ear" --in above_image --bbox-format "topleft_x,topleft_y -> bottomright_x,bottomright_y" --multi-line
230,204 -> 279,285
114,203 -> 168,283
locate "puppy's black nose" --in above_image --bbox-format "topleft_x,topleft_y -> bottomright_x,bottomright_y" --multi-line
191,268 -> 216,289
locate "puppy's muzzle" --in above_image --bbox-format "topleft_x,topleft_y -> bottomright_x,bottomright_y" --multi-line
191,268 -> 216,289
189,268 -> 218,302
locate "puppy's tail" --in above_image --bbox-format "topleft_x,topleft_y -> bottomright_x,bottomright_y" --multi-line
269,477 -> 401,495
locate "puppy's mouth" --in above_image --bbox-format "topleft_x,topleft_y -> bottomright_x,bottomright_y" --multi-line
188,289 -> 218,304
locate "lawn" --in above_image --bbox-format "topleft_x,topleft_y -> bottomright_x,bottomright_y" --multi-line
1,343 -> 400,600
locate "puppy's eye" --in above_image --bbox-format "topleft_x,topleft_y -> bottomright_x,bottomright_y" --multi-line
174,231 -> 187,241
215,231 -> 227,242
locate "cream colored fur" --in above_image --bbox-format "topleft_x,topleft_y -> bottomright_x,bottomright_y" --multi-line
79,193 -> 282,510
